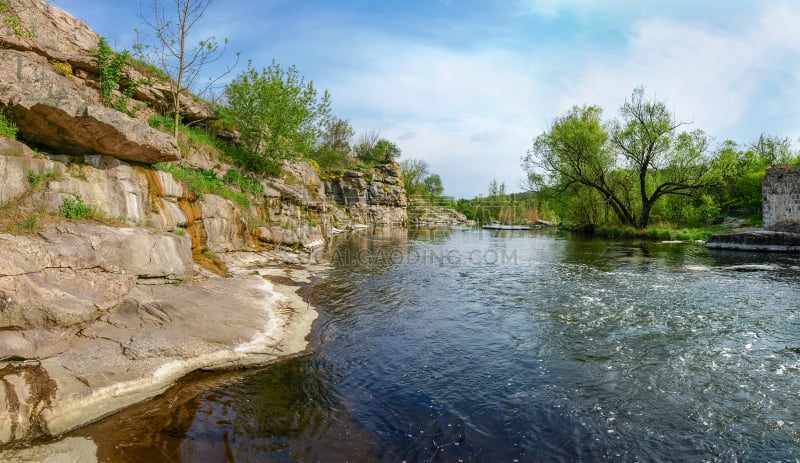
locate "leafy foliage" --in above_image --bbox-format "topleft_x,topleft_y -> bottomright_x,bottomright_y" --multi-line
222,168 -> 264,195
0,2 -> 34,39
524,88 -> 713,229
27,169 -> 60,189
96,37 -> 146,116
0,114 -> 18,139
156,164 -> 251,209
401,158 -> 429,195
60,195 -> 94,219
356,136 -> 401,164
312,117 -> 355,168
225,60 -> 331,168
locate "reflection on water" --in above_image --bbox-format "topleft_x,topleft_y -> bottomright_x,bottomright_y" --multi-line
73,227 -> 800,461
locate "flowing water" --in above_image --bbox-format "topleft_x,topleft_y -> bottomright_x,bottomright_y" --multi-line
76,227 -> 800,462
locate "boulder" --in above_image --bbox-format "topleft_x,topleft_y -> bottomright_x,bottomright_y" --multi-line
0,49 -> 180,163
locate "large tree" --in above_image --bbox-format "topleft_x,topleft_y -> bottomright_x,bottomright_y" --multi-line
225,60 -> 331,166
137,0 -> 237,138
523,88 -> 713,228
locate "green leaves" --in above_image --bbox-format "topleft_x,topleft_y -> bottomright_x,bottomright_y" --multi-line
97,37 -> 129,108
225,60 -> 331,172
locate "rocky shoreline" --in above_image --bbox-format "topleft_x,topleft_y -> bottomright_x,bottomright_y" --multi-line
0,248 -> 321,462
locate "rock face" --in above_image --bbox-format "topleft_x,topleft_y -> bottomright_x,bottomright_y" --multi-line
408,198 -> 467,225
0,0 -> 98,65
0,49 -> 181,163
324,162 -> 408,226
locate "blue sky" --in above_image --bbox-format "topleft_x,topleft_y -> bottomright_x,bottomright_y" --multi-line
60,0 -> 800,198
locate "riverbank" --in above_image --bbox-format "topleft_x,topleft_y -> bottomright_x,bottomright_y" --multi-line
0,249 -> 321,461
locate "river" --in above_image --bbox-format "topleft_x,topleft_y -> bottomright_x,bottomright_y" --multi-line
74,227 -> 800,462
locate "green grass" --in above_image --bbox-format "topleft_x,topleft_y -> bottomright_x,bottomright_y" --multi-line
222,167 -> 264,195
0,114 -> 18,139
155,164 -> 251,209
128,57 -> 169,81
27,168 -> 61,189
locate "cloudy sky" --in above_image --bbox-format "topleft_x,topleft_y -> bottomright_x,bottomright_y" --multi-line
60,0 -> 800,198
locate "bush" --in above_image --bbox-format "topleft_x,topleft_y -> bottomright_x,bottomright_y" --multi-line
60,195 -> 93,219
156,164 -> 251,209
27,169 -> 60,188
0,114 -> 18,139
223,168 -> 264,195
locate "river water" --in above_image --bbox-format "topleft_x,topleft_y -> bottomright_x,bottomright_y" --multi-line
76,227 -> 800,462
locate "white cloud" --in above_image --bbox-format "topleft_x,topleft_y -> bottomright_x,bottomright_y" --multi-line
558,2 -> 800,142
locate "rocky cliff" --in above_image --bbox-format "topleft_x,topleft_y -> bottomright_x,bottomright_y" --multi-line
0,0 -> 407,449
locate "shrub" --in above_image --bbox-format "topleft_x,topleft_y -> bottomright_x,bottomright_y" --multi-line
27,169 -> 60,188
156,164 -> 251,209
96,37 -> 146,117
0,114 -> 18,139
60,195 -> 93,219
223,168 -> 264,195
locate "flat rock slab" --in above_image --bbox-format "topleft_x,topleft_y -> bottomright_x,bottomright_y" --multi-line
0,269 -> 317,448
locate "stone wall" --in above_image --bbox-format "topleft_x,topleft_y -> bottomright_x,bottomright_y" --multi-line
762,166 -> 800,230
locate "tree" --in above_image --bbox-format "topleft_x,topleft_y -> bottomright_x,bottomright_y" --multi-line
312,116 -> 355,168
749,133 -> 796,166
353,130 -> 380,162
356,135 -> 401,164
523,88 -> 714,229
400,158 -> 429,195
610,87 -> 712,228
225,60 -> 331,167
373,139 -> 401,162
136,0 -> 238,138
320,116 -> 355,156
422,174 -> 444,197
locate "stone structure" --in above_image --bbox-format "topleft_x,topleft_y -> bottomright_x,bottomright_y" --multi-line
762,166 -> 800,230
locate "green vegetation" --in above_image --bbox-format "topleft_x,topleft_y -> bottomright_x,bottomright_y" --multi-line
592,226 -> 728,242
60,195 -> 94,219
456,181 -> 545,225
0,114 -> 18,139
222,168 -> 264,196
27,169 -> 60,188
155,164 -> 251,209
520,87 -> 800,233
225,60 -> 331,167
401,158 -> 445,199
96,37 -> 145,117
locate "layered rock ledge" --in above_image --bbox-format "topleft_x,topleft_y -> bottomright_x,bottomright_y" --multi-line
0,224 -> 318,447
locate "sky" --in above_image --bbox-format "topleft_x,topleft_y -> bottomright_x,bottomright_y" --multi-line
59,0 -> 800,198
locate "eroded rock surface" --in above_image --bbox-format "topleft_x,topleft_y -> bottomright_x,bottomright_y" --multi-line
0,224 -> 316,446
